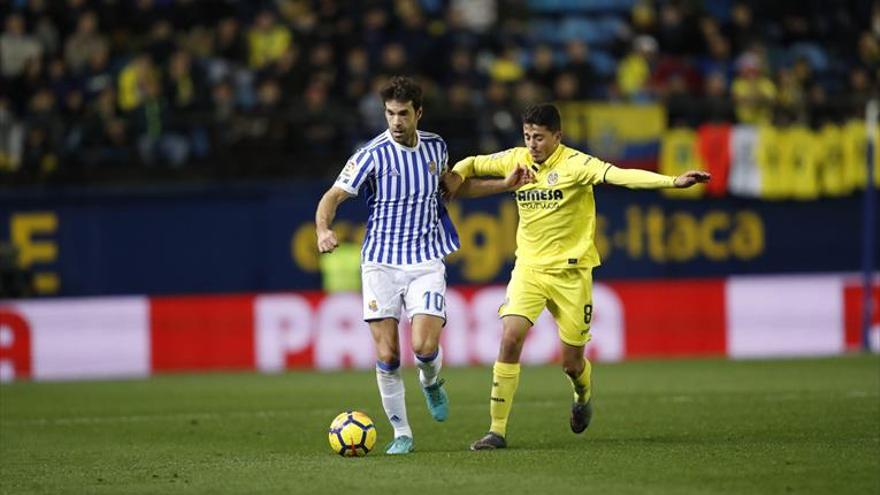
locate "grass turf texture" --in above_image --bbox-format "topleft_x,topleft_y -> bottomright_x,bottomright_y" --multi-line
1,355 -> 878,494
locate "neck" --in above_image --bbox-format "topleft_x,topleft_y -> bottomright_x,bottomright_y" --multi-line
394,130 -> 417,148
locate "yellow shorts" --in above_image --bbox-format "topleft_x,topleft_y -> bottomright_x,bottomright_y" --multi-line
498,265 -> 594,346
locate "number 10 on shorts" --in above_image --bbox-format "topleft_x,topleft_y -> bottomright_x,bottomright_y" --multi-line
423,291 -> 445,311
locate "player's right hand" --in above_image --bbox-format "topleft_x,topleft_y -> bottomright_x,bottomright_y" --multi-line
317,229 -> 339,253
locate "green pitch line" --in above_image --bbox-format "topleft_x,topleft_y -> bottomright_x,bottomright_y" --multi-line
1,355 -> 878,495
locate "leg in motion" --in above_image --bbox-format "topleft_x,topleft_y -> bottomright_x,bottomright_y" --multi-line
562,342 -> 593,434
412,314 -> 448,421
371,318 -> 413,454
471,315 -> 531,450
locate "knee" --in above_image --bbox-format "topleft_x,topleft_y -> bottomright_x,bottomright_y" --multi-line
411,339 -> 438,358
375,347 -> 400,366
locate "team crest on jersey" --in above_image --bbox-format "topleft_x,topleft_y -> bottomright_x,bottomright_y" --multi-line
547,171 -> 559,185
428,161 -> 437,174
369,300 -> 378,312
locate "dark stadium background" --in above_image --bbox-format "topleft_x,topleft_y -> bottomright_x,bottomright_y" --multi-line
0,2 -> 878,493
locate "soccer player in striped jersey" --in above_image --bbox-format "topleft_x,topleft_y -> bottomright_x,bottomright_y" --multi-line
441,103 -> 709,450
315,76 -> 532,454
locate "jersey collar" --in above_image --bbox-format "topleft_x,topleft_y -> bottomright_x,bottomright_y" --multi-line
385,129 -> 420,151
530,143 -> 567,171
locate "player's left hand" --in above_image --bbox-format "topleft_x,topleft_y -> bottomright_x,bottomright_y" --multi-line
440,171 -> 463,201
504,164 -> 536,190
674,171 -> 711,188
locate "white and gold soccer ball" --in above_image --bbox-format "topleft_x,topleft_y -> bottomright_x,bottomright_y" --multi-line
328,410 -> 377,457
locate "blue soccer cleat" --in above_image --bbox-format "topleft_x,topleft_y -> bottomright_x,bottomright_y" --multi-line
422,378 -> 449,422
384,435 -> 414,454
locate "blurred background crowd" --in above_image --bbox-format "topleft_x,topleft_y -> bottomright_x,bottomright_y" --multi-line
0,0 -> 878,185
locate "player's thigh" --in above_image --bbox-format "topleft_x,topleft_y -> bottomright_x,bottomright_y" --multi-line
499,265 -> 547,325
402,259 -> 447,322
361,262 -> 403,321
545,269 -> 593,347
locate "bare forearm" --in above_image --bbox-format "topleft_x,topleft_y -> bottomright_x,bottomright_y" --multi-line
315,189 -> 348,230
459,178 -> 513,198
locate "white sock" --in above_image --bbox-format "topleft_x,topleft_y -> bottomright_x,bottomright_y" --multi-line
415,347 -> 442,387
375,360 -> 412,438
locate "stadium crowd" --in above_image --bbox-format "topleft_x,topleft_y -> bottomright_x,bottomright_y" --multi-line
0,0 -> 877,184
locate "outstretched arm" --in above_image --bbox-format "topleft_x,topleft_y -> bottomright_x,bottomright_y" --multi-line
604,165 -> 710,189
441,165 -> 535,200
315,186 -> 354,253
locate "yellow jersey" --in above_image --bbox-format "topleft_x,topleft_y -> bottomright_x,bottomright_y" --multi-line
452,143 -> 675,270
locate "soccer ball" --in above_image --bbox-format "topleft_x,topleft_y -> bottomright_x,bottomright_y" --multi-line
328,410 -> 376,457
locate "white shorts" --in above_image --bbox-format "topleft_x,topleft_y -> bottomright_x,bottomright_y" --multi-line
361,259 -> 447,323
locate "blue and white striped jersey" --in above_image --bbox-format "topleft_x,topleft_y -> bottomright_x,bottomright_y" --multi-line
334,130 -> 461,265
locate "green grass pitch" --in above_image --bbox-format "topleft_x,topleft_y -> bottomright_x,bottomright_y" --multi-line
2,355 -> 878,494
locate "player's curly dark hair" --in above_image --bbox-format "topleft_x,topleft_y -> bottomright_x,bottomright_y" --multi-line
380,76 -> 423,111
521,103 -> 562,132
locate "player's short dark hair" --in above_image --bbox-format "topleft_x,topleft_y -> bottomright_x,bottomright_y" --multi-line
521,103 -> 562,132
380,76 -> 423,112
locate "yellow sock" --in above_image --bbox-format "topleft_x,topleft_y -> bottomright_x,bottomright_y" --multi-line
567,358 -> 592,403
489,361 -> 520,437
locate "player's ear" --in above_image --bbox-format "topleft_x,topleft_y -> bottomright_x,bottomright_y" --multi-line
415,106 -> 423,121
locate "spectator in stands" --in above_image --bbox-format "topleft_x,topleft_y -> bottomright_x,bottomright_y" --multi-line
376,42 -> 410,80
731,52 -> 776,124
489,43 -> 525,84
527,44 -> 559,90
81,43 -> 114,99
214,16 -> 246,63
478,80 -> 519,151
728,2 -> 760,53
665,74 -> 698,127
701,72 -> 735,123
617,35 -> 658,102
445,46 -> 484,90
0,97 -> 24,174
340,46 -> 371,107
22,88 -> 62,179
247,9 -> 292,70
776,67 -> 807,124
64,11 -> 108,75
81,87 -> 131,168
698,33 -> 734,81
131,76 -> 189,167
1,13 -> 42,78
288,80 -> 349,175
553,72 -> 581,103
145,19 -> 176,66
656,2 -> 699,55
563,40 -> 599,99
117,54 -> 157,112
430,81 -> 480,159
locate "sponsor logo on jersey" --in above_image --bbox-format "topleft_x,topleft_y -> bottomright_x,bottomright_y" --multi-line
513,189 -> 564,201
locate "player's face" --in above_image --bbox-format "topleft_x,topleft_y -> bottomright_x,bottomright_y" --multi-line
523,123 -> 562,164
385,99 -> 422,147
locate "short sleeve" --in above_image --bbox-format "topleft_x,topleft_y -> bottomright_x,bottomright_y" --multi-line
334,148 -> 376,195
574,154 -> 613,186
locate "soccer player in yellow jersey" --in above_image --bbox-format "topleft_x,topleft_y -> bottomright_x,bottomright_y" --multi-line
441,103 -> 709,450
